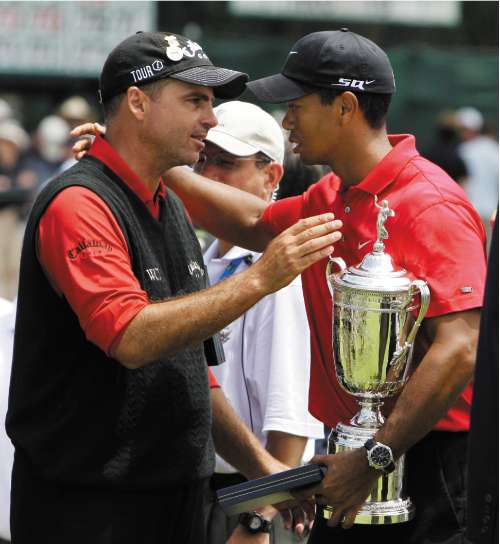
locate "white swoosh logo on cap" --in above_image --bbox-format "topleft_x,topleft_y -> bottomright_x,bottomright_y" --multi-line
358,240 -> 371,250
288,51 -> 298,55
365,80 -> 375,85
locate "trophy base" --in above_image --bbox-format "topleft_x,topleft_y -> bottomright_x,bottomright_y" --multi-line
324,423 -> 415,525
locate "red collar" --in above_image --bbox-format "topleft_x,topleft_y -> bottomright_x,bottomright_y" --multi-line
350,134 -> 419,195
88,134 -> 166,218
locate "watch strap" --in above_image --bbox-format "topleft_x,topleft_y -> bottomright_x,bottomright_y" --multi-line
383,460 -> 396,474
363,438 -> 377,451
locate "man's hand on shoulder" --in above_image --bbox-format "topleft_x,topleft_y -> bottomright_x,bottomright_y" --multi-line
71,122 -> 106,160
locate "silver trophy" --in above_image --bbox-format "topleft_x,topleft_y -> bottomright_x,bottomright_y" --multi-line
325,197 -> 430,525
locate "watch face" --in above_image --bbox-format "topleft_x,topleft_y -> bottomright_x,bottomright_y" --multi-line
248,516 -> 262,531
371,445 -> 392,467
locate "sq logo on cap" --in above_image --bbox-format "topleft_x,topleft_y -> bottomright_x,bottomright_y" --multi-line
247,29 -> 395,103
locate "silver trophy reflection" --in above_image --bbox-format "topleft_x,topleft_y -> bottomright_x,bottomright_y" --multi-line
325,197 -> 430,524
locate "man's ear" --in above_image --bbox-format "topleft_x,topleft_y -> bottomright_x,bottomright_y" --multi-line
264,162 -> 284,200
338,91 -> 358,126
126,86 -> 148,121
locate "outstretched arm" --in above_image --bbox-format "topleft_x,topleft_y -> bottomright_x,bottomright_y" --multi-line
69,123 -> 343,371
115,214 -> 342,368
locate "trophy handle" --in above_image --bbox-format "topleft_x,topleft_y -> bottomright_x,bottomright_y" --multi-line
325,257 -> 347,296
406,280 -> 430,345
388,280 -> 430,368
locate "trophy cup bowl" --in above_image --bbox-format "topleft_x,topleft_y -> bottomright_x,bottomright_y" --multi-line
323,199 -> 430,525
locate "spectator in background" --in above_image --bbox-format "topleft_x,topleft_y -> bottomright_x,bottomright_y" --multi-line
199,101 -> 323,544
0,121 -> 31,300
0,122 -> 30,191
0,297 -> 15,543
456,107 -> 499,231
0,100 -> 13,125
57,95 -> 96,130
56,98 -> 97,174
423,110 -> 468,185
21,115 -> 72,189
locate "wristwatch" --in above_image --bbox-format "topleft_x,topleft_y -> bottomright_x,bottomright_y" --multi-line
363,438 -> 396,474
238,511 -> 272,534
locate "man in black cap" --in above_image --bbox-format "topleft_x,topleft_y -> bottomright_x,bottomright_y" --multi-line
167,29 -> 486,543
6,31 -> 340,544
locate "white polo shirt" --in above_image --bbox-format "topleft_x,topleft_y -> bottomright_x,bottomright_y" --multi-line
0,298 -> 15,540
204,242 -> 323,474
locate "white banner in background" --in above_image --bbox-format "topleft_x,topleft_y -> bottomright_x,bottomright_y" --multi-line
0,1 -> 155,77
229,1 -> 461,27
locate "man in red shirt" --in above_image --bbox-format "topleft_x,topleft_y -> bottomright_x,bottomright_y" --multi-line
6,32 -> 340,544
168,29 -> 486,543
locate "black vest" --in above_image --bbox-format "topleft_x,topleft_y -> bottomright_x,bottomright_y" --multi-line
7,155 -> 216,490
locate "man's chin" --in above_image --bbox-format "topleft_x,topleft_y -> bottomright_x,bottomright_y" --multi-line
174,153 -> 199,169
298,151 -> 328,167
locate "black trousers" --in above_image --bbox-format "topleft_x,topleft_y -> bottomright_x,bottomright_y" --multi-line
207,472 -> 247,544
308,431 -> 468,544
11,452 -> 213,544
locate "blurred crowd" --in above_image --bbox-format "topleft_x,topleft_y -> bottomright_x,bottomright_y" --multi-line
0,96 -> 97,300
422,106 -> 498,233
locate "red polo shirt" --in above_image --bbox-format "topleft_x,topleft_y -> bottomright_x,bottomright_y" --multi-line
263,134 -> 486,431
38,134 -> 219,387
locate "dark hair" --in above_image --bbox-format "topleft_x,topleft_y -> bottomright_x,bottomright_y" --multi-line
102,92 -> 125,123
102,79 -> 171,123
316,88 -> 392,130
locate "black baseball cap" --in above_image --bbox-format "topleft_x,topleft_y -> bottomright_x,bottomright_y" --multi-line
247,29 -> 395,103
99,31 -> 249,103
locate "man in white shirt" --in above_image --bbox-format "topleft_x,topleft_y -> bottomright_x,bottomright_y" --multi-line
199,101 -> 323,544
456,107 -> 499,231
0,298 -> 15,543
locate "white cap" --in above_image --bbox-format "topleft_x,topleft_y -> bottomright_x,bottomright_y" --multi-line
58,96 -> 93,121
0,120 -> 30,151
456,107 -> 484,132
206,101 -> 284,164
0,99 -> 13,123
37,115 -> 70,163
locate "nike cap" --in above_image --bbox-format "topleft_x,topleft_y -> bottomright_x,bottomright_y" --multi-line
99,31 -> 248,103
206,101 -> 284,164
247,28 -> 395,103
